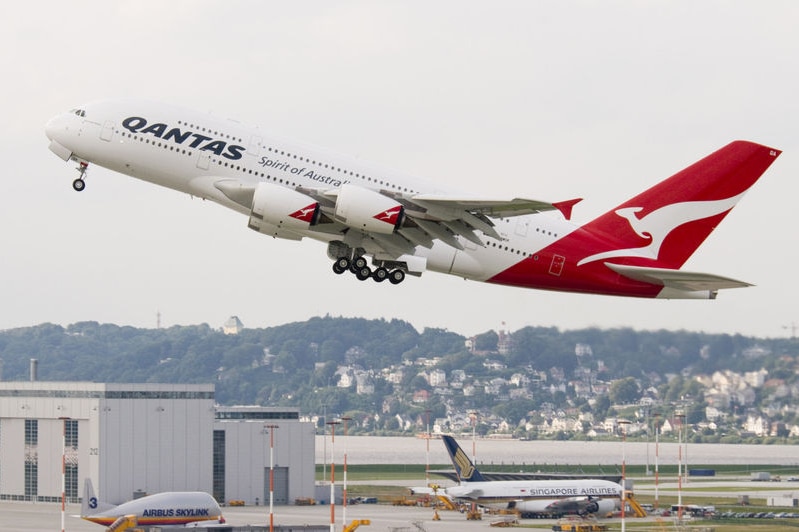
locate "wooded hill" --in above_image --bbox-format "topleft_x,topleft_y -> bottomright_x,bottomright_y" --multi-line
0,318 -> 796,435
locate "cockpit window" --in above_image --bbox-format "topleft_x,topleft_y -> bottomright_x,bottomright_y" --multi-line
69,109 -> 86,117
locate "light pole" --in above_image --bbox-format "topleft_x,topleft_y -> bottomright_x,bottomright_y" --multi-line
321,404 -> 327,483
675,410 -> 686,522
469,411 -> 477,463
424,409 -> 431,487
59,417 -> 71,532
641,404 -> 651,476
618,419 -> 630,532
264,424 -> 279,532
469,411 -> 478,518
326,420 -> 340,532
340,416 -> 352,530
653,413 -> 660,510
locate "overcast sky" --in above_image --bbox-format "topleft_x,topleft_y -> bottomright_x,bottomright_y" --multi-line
2,2 -> 798,338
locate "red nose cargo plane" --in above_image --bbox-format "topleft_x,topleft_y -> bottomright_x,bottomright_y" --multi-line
46,100 -> 780,298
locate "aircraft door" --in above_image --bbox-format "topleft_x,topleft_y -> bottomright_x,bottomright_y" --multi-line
515,219 -> 529,237
246,135 -> 263,158
100,121 -> 115,141
549,254 -> 565,276
197,152 -> 211,170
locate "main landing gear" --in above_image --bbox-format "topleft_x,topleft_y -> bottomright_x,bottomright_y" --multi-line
72,161 -> 89,191
332,256 -> 406,285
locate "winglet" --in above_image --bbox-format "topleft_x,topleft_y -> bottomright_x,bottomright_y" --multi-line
441,435 -> 487,482
552,198 -> 582,220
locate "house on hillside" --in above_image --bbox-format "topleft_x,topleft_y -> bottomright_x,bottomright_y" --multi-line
222,316 -> 244,335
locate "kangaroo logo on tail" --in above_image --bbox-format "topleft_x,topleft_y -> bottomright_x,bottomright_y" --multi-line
577,192 -> 746,266
442,435 -> 486,482
574,140 -> 782,271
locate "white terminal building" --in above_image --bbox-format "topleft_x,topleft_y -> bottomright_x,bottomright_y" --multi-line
0,381 -> 315,506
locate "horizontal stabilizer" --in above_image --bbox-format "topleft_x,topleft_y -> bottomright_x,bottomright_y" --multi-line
605,263 -> 752,292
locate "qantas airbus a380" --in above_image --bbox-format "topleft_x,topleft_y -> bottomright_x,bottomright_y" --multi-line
45,100 -> 780,298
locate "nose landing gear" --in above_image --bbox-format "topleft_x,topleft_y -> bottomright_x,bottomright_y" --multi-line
72,161 -> 89,191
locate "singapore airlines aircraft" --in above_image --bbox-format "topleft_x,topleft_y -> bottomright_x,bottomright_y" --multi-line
80,478 -> 224,528
46,100 -> 781,297
441,435 -> 620,517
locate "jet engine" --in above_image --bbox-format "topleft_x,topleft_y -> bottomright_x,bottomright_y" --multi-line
333,184 -> 404,234
511,497 -> 615,517
248,182 -> 320,234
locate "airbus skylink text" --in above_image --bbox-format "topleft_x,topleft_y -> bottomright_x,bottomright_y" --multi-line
142,508 -> 211,517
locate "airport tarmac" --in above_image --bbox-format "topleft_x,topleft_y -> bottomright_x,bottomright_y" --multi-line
5,481 -> 797,532
5,477 -> 797,531
1,499 -> 533,532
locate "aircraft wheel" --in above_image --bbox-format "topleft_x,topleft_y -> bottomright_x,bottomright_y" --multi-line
373,267 -> 388,282
72,178 -> 86,192
355,266 -> 372,280
388,269 -> 405,285
334,257 -> 350,272
351,256 -> 368,272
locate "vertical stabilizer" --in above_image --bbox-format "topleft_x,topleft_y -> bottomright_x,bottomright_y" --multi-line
441,435 -> 486,482
578,141 -> 781,269
81,478 -> 116,518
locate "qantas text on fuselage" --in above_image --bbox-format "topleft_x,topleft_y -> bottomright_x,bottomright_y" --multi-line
45,100 -> 781,296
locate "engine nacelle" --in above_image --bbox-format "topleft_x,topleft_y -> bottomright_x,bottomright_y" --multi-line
249,182 -> 320,234
511,497 -> 615,516
334,184 -> 404,235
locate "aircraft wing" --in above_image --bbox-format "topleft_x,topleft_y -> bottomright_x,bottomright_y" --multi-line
331,190 -> 579,252
214,178 -> 580,259
402,195 -> 581,241
447,486 -> 484,500
605,263 -> 752,291
408,194 -> 561,218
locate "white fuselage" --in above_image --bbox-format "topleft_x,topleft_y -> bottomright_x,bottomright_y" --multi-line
83,490 -> 223,527
45,99 -> 575,283
446,478 -> 621,515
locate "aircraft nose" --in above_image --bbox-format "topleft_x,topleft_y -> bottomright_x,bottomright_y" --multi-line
46,113 -> 77,161
45,114 -> 65,141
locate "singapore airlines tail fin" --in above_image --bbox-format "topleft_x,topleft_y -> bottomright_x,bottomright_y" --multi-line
442,435 -> 487,482
576,140 -> 781,270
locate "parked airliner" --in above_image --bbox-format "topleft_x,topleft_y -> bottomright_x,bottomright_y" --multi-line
441,435 -> 620,517
80,478 -> 224,529
45,100 -> 781,297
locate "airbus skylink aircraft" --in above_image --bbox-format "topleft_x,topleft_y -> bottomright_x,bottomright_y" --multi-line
440,435 -> 621,517
46,100 -> 781,297
80,478 -> 224,528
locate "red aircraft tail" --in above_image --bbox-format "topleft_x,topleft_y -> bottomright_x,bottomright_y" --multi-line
576,140 -> 781,269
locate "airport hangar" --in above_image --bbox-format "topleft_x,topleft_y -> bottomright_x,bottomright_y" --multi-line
0,381 -> 315,506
